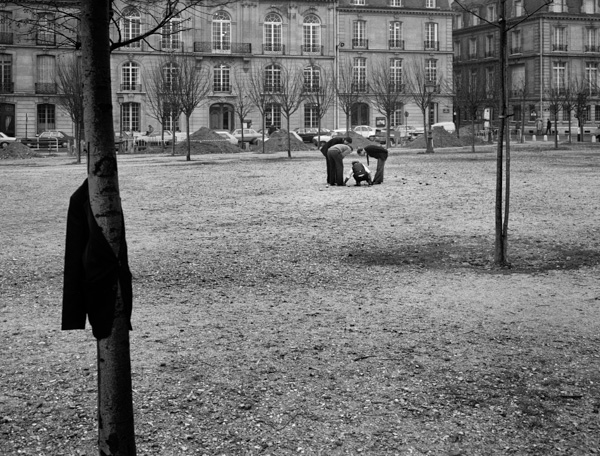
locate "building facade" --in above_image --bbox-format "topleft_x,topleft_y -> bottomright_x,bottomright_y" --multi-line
0,0 -> 454,140
453,0 -> 600,135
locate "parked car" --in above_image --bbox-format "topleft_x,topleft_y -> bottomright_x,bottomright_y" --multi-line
395,125 -> 418,140
294,127 -> 331,143
135,131 -> 183,146
311,128 -> 349,147
21,130 -> 74,148
0,132 -> 17,148
353,125 -> 378,138
214,130 -> 238,145
232,128 -> 261,144
370,128 -> 398,146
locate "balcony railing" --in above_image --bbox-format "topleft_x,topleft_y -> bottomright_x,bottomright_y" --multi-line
301,45 -> 323,55
0,32 -> 13,44
160,40 -> 184,52
424,40 -> 439,51
390,83 -> 405,93
36,34 -> 56,46
0,82 -> 14,93
552,43 -> 568,51
468,52 -> 478,59
352,39 -> 368,49
213,84 -> 231,93
193,41 -> 252,54
484,50 -> 495,57
389,40 -> 404,50
263,43 -> 285,54
120,83 -> 142,92
585,44 -> 599,52
35,82 -> 57,94
351,82 -> 368,93
510,46 -> 522,54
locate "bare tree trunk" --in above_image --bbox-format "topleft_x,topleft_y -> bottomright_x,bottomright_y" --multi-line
286,117 -> 292,158
471,118 -> 475,153
81,2 -> 136,454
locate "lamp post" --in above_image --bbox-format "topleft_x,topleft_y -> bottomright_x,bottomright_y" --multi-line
117,95 -> 124,139
404,111 -> 409,143
425,81 -> 436,154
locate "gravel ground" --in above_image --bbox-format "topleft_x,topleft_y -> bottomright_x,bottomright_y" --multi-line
1,142 -> 599,456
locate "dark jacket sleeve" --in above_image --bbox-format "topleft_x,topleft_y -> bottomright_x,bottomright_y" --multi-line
62,179 -> 133,340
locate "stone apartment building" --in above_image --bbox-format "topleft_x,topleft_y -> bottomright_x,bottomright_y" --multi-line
453,0 -> 600,136
0,0 -> 454,139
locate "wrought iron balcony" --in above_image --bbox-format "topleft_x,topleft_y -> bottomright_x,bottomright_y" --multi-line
301,45 -> 323,55
36,34 -> 56,46
424,40 -> 439,51
193,41 -> 252,54
585,44 -> 599,52
262,43 -> 285,54
510,47 -> 522,54
352,39 -> 368,49
0,32 -> 13,44
160,40 -> 184,52
552,43 -> 568,51
303,83 -> 321,93
484,50 -> 495,57
120,83 -> 142,92
35,82 -> 57,94
389,40 -> 404,50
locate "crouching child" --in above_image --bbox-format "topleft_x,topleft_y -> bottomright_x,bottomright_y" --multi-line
344,160 -> 372,186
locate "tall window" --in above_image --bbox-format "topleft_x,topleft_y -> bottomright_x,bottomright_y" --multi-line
585,28 -> 597,52
425,59 -> 437,82
37,13 -> 55,45
425,22 -> 438,50
553,61 -> 566,91
304,104 -> 318,128
0,11 -> 12,45
37,104 -> 55,133
265,64 -> 282,92
389,22 -> 403,49
390,59 -> 402,92
583,0 -> 596,14
303,66 -> 320,92
351,0 -> 365,4
162,13 -> 181,50
470,10 -> 479,26
426,0 -> 436,7
265,103 -> 281,129
121,62 -> 140,91
353,57 -> 366,92
487,4 -> 497,21
352,20 -> 367,48
469,38 -> 477,59
122,102 -> 140,133
212,11 -> 231,52
514,0 -> 523,17
454,40 -> 461,60
485,34 -> 494,57
122,7 -> 141,48
586,63 -> 598,94
163,62 -> 178,91
391,104 -> 403,126
553,27 -> 566,51
303,15 -> 321,53
486,67 -> 495,98
214,64 -> 230,92
36,55 -> 56,94
511,29 -> 521,54
0,54 -> 12,93
264,13 -> 282,52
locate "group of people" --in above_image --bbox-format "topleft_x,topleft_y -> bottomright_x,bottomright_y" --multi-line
320,136 -> 388,187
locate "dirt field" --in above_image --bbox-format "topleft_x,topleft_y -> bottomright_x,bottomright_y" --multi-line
1,141 -> 599,455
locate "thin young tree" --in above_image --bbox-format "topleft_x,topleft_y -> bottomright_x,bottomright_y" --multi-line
511,75 -> 529,144
573,78 -> 593,142
7,2 -> 214,454
246,65 -> 272,153
404,58 -> 445,154
546,86 -> 564,149
269,64 -> 305,158
303,63 -> 336,147
231,69 -> 254,148
454,69 -> 488,153
335,58 -> 364,134
144,57 -> 173,153
368,58 -> 409,148
173,54 -> 210,161
56,54 -> 85,163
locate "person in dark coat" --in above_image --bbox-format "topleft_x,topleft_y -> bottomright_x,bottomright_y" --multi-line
320,136 -> 352,185
358,144 -> 388,184
344,160 -> 372,186
546,119 -> 552,135
327,143 -> 354,186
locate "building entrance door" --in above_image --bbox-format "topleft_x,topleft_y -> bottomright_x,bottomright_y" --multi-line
0,103 -> 15,137
209,103 -> 234,130
351,103 -> 369,126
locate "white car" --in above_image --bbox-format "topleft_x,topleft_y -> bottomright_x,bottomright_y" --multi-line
214,130 -> 238,145
0,132 -> 17,148
311,128 -> 350,147
353,125 -> 378,138
232,128 -> 261,144
431,122 -> 456,133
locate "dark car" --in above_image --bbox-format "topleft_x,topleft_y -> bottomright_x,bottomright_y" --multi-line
294,127 -> 331,144
21,130 -> 75,148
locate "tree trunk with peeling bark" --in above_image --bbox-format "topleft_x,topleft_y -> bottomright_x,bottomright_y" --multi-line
80,2 -> 136,454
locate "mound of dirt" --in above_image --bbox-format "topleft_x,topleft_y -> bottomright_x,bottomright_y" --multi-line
0,142 -> 42,159
174,127 -> 242,155
256,130 -> 313,152
405,126 -> 487,149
